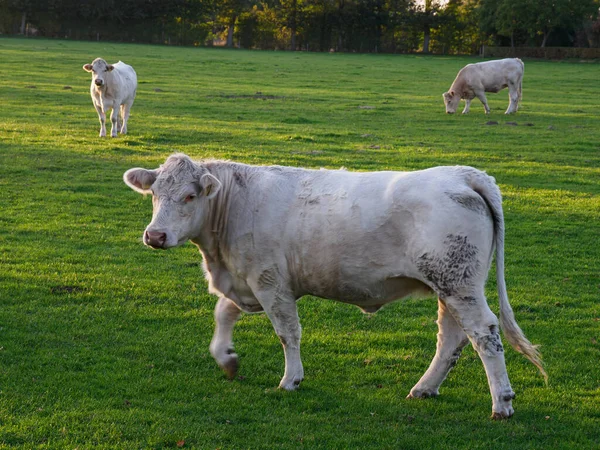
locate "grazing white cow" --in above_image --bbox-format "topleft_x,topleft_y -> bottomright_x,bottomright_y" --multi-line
83,58 -> 137,137
124,153 -> 546,419
443,58 -> 524,115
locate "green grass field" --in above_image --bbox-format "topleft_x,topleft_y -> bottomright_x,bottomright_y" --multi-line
0,37 -> 599,449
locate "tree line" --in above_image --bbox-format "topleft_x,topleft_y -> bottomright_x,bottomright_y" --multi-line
2,0 -> 599,53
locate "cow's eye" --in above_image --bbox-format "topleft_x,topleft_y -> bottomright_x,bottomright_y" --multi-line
184,194 -> 196,203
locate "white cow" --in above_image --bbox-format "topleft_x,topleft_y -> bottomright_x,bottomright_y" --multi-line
124,153 -> 546,419
443,58 -> 524,115
83,58 -> 137,137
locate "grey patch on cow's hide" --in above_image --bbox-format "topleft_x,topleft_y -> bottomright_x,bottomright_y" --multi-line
446,192 -> 488,215
233,171 -> 246,188
475,326 -> 504,356
448,345 -> 465,369
416,234 -> 480,297
257,268 -> 277,289
503,392 -> 516,401
460,295 -> 479,305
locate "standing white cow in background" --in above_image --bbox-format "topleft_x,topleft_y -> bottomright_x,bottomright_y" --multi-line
83,58 -> 137,137
124,153 -> 546,419
443,58 -> 524,115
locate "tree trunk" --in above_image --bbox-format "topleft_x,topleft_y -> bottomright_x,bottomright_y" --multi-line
541,31 -> 550,47
290,0 -> 297,51
20,12 -> 26,35
291,29 -> 297,51
226,15 -> 236,48
422,0 -> 432,53
337,0 -> 344,51
423,24 -> 430,53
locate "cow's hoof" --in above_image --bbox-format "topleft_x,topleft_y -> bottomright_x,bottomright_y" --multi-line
219,355 -> 239,380
278,377 -> 303,391
491,409 -> 514,420
407,389 -> 439,399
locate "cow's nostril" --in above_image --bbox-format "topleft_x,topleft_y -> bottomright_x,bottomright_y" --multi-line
145,230 -> 167,247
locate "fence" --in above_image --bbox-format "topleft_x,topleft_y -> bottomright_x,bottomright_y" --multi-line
482,46 -> 600,59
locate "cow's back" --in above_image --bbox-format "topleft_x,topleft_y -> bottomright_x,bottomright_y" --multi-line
456,59 -> 522,93
112,61 -> 137,100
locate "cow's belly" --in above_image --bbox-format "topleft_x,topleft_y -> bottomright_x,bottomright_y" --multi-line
309,275 -> 433,313
484,83 -> 507,93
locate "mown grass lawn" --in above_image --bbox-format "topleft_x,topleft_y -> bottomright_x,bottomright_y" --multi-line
0,37 -> 599,449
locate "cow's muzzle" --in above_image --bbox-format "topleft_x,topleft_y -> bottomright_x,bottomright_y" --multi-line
446,111 -> 454,114
144,230 -> 167,249
95,79 -> 104,86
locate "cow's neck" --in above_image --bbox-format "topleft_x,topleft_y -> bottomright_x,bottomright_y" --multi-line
451,78 -> 467,98
193,163 -> 240,262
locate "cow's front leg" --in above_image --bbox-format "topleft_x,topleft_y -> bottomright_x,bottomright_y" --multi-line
95,105 -> 106,137
408,298 -> 469,399
209,297 -> 242,379
110,108 -> 119,137
260,293 -> 303,390
475,91 -> 490,114
462,98 -> 471,114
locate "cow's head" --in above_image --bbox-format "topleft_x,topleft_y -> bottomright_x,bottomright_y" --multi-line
442,90 -> 460,114
123,154 -> 222,249
83,58 -> 114,88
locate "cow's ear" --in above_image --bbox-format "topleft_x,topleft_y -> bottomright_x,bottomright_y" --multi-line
200,173 -> 222,199
107,65 -> 115,71
83,64 -> 93,72
449,90 -> 455,97
123,168 -> 158,194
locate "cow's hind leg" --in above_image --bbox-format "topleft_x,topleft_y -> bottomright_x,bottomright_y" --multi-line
445,293 -> 516,419
121,102 -> 132,134
408,298 -> 469,399
209,297 -> 242,379
505,82 -> 520,114
116,105 -> 123,133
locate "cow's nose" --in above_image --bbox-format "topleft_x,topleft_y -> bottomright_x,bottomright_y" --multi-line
145,230 -> 167,248
446,111 -> 454,114
95,80 -> 103,86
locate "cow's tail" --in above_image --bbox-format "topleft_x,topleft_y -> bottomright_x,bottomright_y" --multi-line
471,170 -> 547,383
